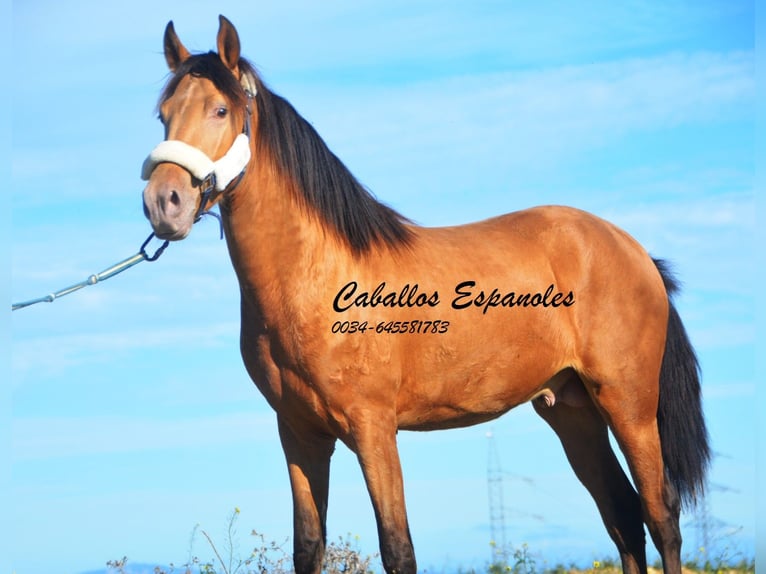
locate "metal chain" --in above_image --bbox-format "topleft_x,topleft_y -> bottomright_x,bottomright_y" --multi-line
11,233 -> 170,311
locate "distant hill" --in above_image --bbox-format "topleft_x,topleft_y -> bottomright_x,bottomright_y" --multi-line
81,563 -> 173,574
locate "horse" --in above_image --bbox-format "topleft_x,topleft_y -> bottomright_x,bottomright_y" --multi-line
141,16 -> 710,574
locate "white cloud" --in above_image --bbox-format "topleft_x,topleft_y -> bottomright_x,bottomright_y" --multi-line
292,50 -> 753,201
703,380 -> 755,399
12,411 -> 277,460
233,1 -> 751,78
11,322 -> 239,383
692,322 -> 756,352
603,192 -> 754,238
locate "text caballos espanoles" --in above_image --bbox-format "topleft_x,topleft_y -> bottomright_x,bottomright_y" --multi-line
333,281 -> 575,315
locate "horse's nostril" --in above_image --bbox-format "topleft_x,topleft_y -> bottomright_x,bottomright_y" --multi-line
169,189 -> 181,207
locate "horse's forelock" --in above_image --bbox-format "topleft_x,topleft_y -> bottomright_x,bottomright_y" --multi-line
157,52 -> 255,112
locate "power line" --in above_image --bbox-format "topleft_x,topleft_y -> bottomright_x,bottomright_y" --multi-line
486,430 -> 509,565
687,452 -> 741,561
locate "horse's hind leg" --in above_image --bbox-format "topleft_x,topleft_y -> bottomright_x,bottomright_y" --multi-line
533,379 -> 647,574
278,416 -> 336,574
599,395 -> 683,574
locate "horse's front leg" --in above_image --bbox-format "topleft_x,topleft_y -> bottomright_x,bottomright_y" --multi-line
278,415 -> 336,574
349,411 -> 416,574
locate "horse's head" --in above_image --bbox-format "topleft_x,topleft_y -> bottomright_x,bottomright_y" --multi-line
142,15 -> 255,240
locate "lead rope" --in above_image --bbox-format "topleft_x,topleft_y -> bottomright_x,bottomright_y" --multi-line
11,232 -> 170,311
14,76 -> 256,312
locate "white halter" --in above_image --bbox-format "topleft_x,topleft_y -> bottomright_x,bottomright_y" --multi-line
141,73 -> 257,207
140,133 -> 251,192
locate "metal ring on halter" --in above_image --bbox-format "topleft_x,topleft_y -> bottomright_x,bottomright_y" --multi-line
195,172 -> 219,222
140,232 -> 170,261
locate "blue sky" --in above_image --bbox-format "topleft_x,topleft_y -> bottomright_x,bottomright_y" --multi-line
9,1 -> 756,573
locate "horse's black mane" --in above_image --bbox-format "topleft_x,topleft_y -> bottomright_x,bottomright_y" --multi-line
159,52 -> 413,254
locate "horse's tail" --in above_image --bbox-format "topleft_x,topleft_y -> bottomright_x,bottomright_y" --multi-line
653,259 -> 710,508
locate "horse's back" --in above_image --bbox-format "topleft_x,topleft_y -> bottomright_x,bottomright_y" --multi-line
412,204 -> 661,292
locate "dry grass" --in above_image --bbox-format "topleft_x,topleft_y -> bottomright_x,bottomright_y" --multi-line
106,511 -> 754,574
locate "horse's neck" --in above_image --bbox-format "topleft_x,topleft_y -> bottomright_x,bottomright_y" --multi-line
222,162 -> 348,322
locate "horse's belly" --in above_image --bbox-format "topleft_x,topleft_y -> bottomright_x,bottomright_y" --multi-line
397,405 -> 514,431
395,363 -> 547,431
391,317 -> 579,430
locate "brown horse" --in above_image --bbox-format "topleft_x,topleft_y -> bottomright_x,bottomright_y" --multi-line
142,16 -> 709,574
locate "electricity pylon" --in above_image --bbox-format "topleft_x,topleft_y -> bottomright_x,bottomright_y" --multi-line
487,430 -> 509,565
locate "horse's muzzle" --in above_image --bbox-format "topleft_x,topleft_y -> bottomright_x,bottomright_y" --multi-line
142,163 -> 197,240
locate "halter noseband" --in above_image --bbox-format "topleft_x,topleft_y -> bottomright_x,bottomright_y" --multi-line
141,73 -> 257,221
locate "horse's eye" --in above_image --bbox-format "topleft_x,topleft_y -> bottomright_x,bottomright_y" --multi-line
216,106 -> 228,118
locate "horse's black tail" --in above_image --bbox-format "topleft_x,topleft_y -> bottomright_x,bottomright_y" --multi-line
653,259 -> 710,508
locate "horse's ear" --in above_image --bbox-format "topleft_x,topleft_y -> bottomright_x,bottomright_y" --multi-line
164,21 -> 191,72
216,15 -> 241,75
